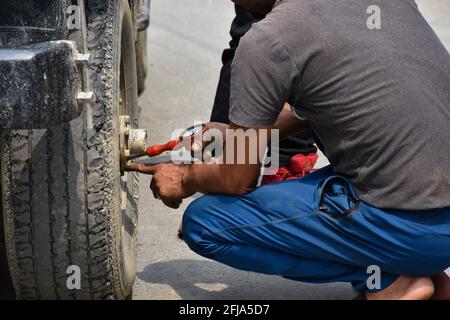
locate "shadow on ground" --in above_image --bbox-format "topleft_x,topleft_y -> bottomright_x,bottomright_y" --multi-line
137,259 -> 356,300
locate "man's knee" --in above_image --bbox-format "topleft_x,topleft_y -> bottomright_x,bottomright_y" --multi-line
182,195 -> 221,257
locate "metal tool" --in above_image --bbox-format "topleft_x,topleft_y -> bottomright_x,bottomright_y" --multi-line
119,117 -> 209,173
129,123 -> 209,160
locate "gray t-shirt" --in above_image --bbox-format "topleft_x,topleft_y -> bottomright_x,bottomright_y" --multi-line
229,0 -> 450,210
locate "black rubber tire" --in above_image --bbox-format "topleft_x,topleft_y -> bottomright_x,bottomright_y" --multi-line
0,0 -> 139,300
0,160 -> 15,300
136,29 -> 148,95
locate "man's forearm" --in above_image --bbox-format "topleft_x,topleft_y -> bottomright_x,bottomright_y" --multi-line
182,108 -> 309,196
183,109 -> 308,195
183,163 -> 260,196
231,0 -> 276,15
183,123 -> 267,196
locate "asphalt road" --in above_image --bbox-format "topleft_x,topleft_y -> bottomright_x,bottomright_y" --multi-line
133,0 -> 450,300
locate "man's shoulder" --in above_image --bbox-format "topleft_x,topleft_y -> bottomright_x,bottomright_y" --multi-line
250,0 -> 321,63
262,0 -> 318,34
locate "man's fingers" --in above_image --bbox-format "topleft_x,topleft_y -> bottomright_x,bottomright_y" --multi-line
125,162 -> 160,174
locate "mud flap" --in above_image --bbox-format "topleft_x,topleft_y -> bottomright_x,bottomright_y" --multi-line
0,41 -> 82,128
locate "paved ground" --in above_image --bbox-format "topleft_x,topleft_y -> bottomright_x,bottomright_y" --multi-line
133,0 -> 450,300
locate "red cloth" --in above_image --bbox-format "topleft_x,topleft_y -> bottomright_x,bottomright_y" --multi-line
261,153 -> 318,185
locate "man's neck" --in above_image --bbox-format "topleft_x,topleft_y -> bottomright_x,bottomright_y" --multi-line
232,0 -> 275,15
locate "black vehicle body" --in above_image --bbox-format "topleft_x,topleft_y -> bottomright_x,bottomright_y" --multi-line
0,0 -> 150,129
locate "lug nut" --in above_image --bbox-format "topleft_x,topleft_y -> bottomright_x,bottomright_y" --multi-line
128,129 -> 148,156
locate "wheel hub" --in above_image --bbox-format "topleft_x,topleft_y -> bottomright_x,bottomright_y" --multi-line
119,115 -> 148,174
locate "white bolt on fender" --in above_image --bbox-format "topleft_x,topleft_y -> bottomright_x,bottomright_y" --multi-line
74,52 -> 91,64
77,91 -> 94,104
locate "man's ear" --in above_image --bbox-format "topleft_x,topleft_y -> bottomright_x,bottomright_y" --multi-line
231,0 -> 276,16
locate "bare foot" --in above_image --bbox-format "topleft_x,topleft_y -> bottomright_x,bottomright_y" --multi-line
431,272 -> 450,300
365,276 -> 434,300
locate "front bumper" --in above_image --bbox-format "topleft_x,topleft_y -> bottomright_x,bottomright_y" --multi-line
0,40 -> 85,129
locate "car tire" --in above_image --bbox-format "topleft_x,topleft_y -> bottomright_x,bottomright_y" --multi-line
0,0 -> 139,299
0,166 -> 15,300
136,29 -> 148,95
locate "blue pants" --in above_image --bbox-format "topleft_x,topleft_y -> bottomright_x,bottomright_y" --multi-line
182,166 -> 450,292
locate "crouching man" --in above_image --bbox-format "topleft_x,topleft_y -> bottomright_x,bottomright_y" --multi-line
128,0 -> 450,300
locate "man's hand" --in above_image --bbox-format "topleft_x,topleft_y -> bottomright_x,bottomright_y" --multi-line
126,162 -> 195,209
